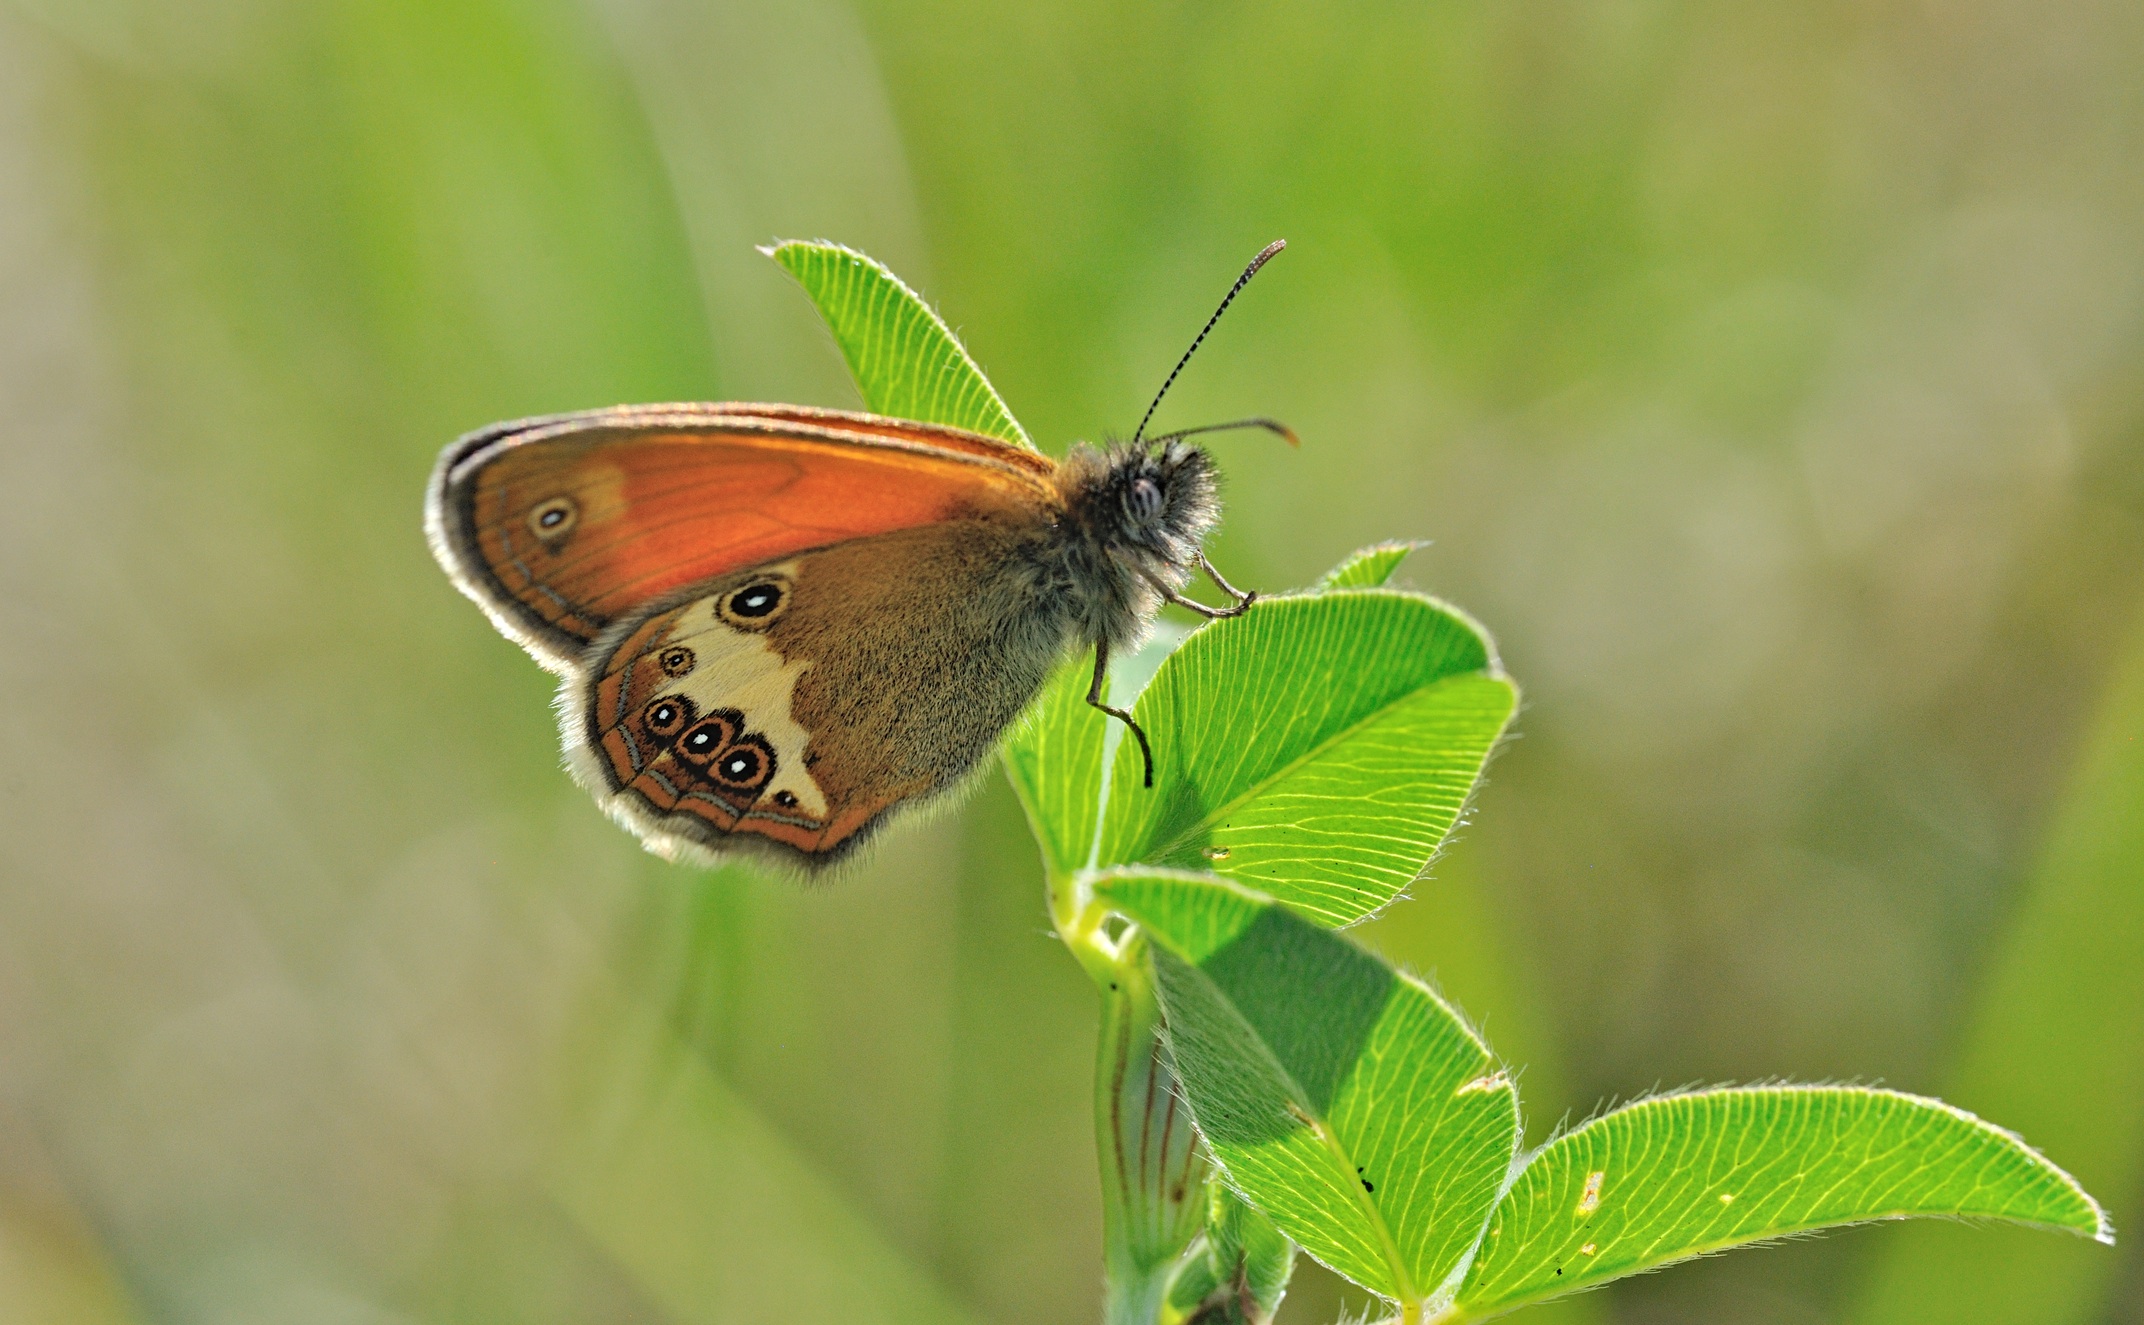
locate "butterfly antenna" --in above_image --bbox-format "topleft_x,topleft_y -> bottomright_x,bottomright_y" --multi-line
1143,417 -> 1299,448
1130,239 -> 1287,446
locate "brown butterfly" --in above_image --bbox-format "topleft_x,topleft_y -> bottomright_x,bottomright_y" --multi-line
426,243 -> 1290,869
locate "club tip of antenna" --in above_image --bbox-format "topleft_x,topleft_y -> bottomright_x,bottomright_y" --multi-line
1131,242 -> 1293,445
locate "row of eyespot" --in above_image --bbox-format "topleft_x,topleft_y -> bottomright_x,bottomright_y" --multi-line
642,694 -> 777,793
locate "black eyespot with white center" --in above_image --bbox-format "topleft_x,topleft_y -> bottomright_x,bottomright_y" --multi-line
718,578 -> 790,629
1125,476 -> 1164,525
642,694 -> 695,739
527,496 -> 578,544
675,709 -> 743,766
658,646 -> 695,677
710,735 -> 776,792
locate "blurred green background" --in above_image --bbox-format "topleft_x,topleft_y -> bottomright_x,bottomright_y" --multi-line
1,1 -> 2140,1322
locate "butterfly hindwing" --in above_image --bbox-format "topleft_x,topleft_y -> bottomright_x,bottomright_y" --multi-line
567,518 -> 1068,866
580,563 -> 827,850
427,403 -> 1058,672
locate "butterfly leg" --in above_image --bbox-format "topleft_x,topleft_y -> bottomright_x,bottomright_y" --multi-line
1087,641 -> 1155,788
1144,553 -> 1258,620
1198,550 -> 1257,613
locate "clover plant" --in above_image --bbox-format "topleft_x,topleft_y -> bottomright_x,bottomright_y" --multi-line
768,240 -> 2111,1324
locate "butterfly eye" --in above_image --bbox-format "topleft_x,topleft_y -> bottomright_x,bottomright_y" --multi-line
1125,476 -> 1164,525
710,735 -> 776,792
642,694 -> 697,739
719,579 -> 790,629
675,709 -> 744,764
527,496 -> 578,543
658,646 -> 696,677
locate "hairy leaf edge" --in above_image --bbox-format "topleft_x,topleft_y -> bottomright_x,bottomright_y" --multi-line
761,238 -> 1034,448
1447,1082 -> 2114,1320
1109,588 -> 1519,927
1093,867 -> 1524,1307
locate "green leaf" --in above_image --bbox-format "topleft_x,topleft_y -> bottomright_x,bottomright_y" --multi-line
763,240 -> 1033,448
1003,658 -> 1110,879
1453,1085 -> 2111,1320
1317,541 -> 1425,590
1096,592 -> 1517,926
1168,1186 -> 1295,1324
1095,870 -> 1520,1310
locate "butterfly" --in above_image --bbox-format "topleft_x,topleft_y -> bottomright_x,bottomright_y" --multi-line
426,242 -> 1291,870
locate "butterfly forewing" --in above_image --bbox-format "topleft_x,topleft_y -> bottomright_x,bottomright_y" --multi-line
427,404 -> 1058,672
426,397 -> 1227,870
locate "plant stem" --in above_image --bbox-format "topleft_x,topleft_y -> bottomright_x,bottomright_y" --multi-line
1065,889 -> 1208,1325
1049,866 -> 1119,987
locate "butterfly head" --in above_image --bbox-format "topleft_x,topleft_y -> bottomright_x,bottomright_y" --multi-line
1059,436 -> 1218,555
1107,437 -> 1220,558
1049,438 -> 1220,645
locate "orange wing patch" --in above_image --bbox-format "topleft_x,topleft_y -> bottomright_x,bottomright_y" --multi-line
427,404 -> 1058,671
